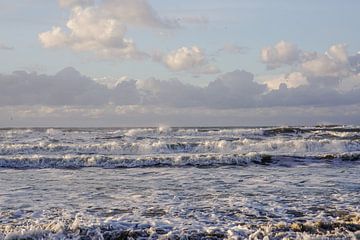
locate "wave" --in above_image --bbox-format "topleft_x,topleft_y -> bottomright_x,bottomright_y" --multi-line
1,125 -> 359,136
1,126 -> 360,169
0,138 -> 359,155
0,152 -> 359,169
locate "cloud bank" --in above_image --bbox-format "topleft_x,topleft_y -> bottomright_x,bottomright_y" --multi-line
0,65 -> 359,109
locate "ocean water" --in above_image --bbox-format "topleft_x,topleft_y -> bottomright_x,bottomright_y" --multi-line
0,126 -> 360,239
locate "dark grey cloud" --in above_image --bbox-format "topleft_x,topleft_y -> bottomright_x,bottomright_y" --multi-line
204,70 -> 266,108
111,79 -> 141,105
0,67 -> 359,109
262,84 -> 344,107
138,78 -> 204,107
0,67 -> 109,106
132,70 -> 266,108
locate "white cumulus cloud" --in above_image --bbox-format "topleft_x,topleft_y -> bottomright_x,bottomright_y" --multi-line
39,0 -> 177,60
262,41 -> 359,88
39,27 -> 68,48
326,44 -> 348,63
301,44 -> 350,79
161,46 -> 220,74
261,41 -> 301,69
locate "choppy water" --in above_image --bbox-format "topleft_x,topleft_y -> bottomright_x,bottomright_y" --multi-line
0,126 -> 360,239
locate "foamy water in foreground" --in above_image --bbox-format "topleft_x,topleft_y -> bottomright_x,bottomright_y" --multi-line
0,126 -> 360,239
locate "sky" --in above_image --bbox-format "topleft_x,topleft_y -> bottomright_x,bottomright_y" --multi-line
0,0 -> 360,127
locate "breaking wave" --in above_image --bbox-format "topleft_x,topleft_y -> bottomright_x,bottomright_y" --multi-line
1,126 -> 360,169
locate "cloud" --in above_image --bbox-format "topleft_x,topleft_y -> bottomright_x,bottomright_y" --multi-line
0,42 -> 13,50
162,46 -> 205,71
136,78 -> 204,107
39,0 -> 177,60
349,53 -> 360,73
338,74 -> 360,92
261,41 -> 360,88
205,70 -> 266,108
261,41 -> 301,69
39,27 -> 68,48
326,44 -> 348,63
1,66 -> 360,111
301,45 -> 350,79
160,46 -> 220,74
94,75 -> 130,89
39,6 -> 146,59
132,70 -> 264,108
0,67 -> 109,106
262,84 -> 346,107
261,42 -> 353,79
261,72 -> 309,90
0,68 -> 262,108
111,79 -> 141,105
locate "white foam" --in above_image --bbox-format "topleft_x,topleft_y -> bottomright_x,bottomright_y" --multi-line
1,164 -> 359,239
0,126 -> 360,168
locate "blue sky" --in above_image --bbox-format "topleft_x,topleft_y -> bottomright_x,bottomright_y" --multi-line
1,0 -> 359,80
0,0 -> 360,126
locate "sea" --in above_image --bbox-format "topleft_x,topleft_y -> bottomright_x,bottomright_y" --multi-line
0,126 -> 359,239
